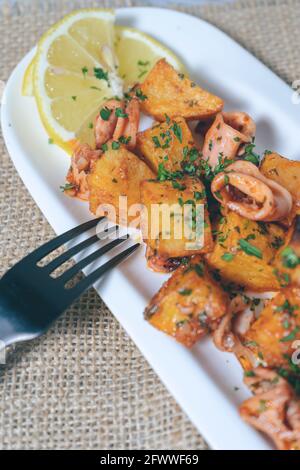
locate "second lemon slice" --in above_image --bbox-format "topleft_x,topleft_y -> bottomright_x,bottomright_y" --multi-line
115,26 -> 184,88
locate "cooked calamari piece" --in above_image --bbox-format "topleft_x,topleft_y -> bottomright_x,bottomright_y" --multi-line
211,161 -> 293,222
240,368 -> 300,450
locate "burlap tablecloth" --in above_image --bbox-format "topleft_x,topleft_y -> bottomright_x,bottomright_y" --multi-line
0,0 -> 299,450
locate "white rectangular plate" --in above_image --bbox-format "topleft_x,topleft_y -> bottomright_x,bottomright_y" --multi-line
2,7 -> 300,450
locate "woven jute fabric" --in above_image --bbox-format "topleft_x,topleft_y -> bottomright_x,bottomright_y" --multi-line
0,0 -> 299,450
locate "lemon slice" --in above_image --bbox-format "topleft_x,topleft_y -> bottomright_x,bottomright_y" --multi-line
115,26 -> 185,88
33,8 -> 120,152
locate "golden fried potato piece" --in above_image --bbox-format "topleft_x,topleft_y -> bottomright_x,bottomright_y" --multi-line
206,211 -> 286,291
88,143 -> 154,224
140,59 -> 224,121
260,152 -> 300,215
136,117 -> 195,173
144,256 -> 228,347
140,176 -> 213,258
244,287 -> 300,369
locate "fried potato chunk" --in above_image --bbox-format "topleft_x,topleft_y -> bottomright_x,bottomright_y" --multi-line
206,211 -> 286,291
136,117 -> 195,173
88,143 -> 154,224
260,152 -> 300,211
243,286 -> 300,369
140,59 -> 224,121
140,176 -> 213,258
144,256 -> 228,347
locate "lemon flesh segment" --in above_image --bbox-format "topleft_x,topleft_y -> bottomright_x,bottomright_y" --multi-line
115,26 -> 185,88
33,9 -> 116,150
68,17 -> 114,64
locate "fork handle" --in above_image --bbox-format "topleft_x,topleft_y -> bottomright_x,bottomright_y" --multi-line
0,278 -> 38,347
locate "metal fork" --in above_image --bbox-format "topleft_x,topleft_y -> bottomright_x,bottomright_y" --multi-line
0,218 -> 140,348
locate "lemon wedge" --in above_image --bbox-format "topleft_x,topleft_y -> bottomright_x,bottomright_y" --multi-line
115,26 -> 184,88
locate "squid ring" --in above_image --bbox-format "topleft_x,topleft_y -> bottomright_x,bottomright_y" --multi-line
211,160 -> 293,222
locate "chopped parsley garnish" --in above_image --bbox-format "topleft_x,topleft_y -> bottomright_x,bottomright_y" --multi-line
137,60 -> 150,66
178,288 -> 192,296
60,182 -> 75,192
111,141 -> 121,150
194,190 -> 205,200
172,180 -> 186,191
88,122 -> 93,129
101,143 -> 108,152
71,96 -> 77,101
165,114 -> 171,124
115,108 -> 128,118
221,253 -> 234,262
188,148 -> 199,162
238,239 -> 263,259
100,107 -> 112,121
242,142 -> 260,166
152,136 -> 161,148
171,122 -> 182,143
194,263 -> 204,277
118,135 -> 131,145
157,163 -> 184,182
94,67 -> 109,82
138,70 -> 148,79
48,138 -> 54,144
244,370 -> 255,377
135,88 -> 147,101
82,66 -> 88,77
281,246 -> 299,269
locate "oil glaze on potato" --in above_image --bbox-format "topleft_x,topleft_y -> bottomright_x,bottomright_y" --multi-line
145,256 -> 228,347
140,59 -> 224,121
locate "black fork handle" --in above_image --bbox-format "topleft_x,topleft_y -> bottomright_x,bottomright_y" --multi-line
0,278 -> 42,347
